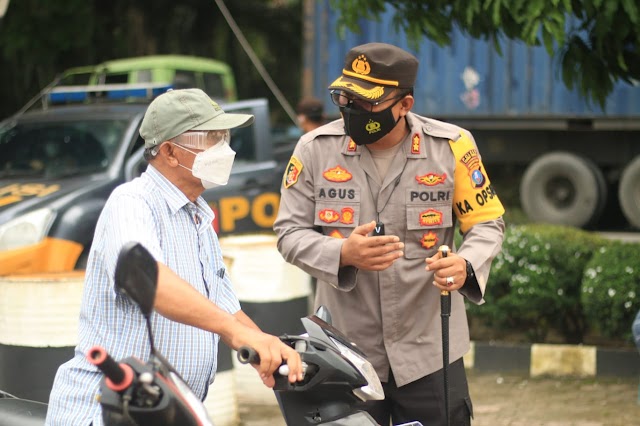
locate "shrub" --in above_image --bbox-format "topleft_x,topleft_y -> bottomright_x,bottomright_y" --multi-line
467,224 -> 603,343
581,241 -> 640,342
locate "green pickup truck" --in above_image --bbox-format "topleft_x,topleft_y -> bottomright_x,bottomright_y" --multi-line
0,84 -> 290,276
58,55 -> 237,102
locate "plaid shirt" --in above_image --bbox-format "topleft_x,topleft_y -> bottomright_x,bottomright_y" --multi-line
46,165 -> 240,425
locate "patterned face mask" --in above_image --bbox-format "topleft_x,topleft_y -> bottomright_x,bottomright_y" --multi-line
339,98 -> 402,146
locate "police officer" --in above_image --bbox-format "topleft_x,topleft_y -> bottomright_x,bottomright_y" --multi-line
274,43 -> 505,425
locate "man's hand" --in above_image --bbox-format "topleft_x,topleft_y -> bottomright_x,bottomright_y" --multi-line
231,328 -> 303,387
340,220 -> 404,270
425,249 -> 467,292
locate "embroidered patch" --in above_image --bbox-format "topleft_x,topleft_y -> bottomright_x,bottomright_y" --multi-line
329,229 -> 345,239
419,209 -> 443,226
323,166 -> 353,182
340,207 -> 355,224
283,156 -> 303,189
411,133 -> 421,154
319,208 -> 340,223
416,172 -> 447,186
347,139 -> 357,152
421,231 -> 438,249
460,149 -> 486,188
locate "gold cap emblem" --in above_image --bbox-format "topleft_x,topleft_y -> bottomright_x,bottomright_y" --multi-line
351,55 -> 371,75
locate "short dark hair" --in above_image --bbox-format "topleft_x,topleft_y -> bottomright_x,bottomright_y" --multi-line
296,97 -> 324,123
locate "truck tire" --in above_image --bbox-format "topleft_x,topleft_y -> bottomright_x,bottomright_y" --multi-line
520,152 -> 607,228
618,156 -> 640,229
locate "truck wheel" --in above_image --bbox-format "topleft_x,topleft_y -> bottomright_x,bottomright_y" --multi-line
618,156 -> 640,229
520,152 -> 607,228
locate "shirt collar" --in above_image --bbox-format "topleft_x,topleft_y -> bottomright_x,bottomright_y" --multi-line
145,165 -> 216,224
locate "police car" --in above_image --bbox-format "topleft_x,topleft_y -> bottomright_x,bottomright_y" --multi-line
0,84 -> 284,276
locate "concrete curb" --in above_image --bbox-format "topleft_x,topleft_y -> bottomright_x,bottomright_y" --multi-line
464,341 -> 640,378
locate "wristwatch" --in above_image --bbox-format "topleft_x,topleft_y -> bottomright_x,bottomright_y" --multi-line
464,259 -> 476,286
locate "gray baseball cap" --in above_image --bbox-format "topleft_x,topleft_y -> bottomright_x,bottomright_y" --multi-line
140,88 -> 254,149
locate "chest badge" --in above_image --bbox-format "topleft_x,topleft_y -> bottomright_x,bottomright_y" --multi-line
416,172 -> 447,186
419,208 -> 444,227
329,229 -> 345,239
339,207 -> 355,224
323,165 -> 353,182
319,208 -> 340,223
421,231 -> 438,249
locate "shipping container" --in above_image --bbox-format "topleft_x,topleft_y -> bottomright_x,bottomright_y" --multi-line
302,1 -> 640,230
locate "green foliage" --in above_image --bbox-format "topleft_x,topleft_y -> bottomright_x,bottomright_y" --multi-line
331,0 -> 640,108
467,224 -> 604,343
581,241 -> 640,342
0,0 -> 303,122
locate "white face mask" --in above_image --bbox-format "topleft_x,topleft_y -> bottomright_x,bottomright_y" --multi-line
175,142 -> 236,189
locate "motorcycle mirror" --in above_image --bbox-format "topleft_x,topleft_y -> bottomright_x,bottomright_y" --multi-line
315,305 -> 332,325
114,241 -> 158,318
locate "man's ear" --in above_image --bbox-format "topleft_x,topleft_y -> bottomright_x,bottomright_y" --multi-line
400,95 -> 414,113
158,142 -> 180,167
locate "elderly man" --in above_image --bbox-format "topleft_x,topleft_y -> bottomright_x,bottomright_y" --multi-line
46,88 -> 302,425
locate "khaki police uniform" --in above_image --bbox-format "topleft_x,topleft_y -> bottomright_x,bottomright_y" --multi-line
274,112 -> 505,387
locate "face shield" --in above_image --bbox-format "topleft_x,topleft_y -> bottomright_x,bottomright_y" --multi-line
171,130 -> 231,151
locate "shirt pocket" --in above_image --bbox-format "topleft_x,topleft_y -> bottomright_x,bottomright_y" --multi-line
313,185 -> 360,239
404,201 -> 453,259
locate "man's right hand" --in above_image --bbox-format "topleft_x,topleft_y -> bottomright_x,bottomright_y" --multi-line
230,327 -> 303,387
340,220 -> 404,271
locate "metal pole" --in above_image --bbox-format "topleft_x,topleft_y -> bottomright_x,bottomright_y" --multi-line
438,245 -> 451,426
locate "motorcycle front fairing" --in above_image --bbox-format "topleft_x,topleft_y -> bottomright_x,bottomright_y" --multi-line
272,314 -> 384,425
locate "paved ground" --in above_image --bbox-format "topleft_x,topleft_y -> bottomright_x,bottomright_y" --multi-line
238,370 -> 640,426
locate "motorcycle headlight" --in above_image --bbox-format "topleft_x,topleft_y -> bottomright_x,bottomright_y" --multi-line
330,337 -> 384,401
0,208 -> 55,251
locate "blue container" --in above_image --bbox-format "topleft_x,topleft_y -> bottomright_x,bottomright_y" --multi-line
306,1 -> 640,118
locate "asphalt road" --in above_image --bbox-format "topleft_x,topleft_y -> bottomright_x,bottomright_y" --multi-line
238,371 -> 640,426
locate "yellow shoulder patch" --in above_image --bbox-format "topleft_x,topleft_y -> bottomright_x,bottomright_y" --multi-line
283,156 -> 303,189
449,133 -> 505,233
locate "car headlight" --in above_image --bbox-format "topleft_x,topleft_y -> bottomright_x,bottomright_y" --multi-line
0,208 -> 56,250
330,337 -> 384,401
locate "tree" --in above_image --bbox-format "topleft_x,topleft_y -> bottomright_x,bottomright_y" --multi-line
330,0 -> 640,107
0,0 -> 302,122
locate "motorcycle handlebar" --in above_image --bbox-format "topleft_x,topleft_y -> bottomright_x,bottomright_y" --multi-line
237,346 -> 260,365
87,346 -> 135,392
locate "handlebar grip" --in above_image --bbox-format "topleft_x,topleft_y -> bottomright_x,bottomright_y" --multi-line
87,346 -> 134,392
237,346 -> 260,365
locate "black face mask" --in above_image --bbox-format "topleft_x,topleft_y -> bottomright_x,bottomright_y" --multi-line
340,101 -> 402,146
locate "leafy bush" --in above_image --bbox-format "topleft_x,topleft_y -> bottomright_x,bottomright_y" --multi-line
581,241 -> 640,342
467,224 -> 604,343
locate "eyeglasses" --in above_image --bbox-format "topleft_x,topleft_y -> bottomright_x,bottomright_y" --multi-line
330,90 -> 406,113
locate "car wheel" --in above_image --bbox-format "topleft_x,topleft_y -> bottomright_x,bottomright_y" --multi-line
618,156 -> 640,229
520,152 -> 607,228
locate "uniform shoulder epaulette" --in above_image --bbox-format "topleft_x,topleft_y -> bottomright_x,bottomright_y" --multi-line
421,117 -> 466,142
299,119 -> 345,143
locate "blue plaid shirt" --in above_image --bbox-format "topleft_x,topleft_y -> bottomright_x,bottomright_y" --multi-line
46,165 -> 240,425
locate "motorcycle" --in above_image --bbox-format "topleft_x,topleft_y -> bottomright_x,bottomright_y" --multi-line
237,307 -> 423,426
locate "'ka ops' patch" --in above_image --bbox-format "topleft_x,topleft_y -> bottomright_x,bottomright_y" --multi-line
284,156 -> 303,188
